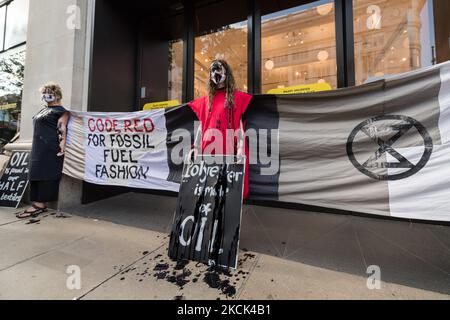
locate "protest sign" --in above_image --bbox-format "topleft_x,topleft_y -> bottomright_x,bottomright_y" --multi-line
168,156 -> 245,269
0,151 -> 30,208
65,109 -> 181,191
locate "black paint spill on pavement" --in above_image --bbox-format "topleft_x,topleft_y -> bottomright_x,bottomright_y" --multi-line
203,269 -> 237,298
26,219 -> 40,225
153,263 -> 169,271
117,250 -> 257,299
154,271 -> 168,280
54,213 -> 71,219
174,259 -> 189,270
167,269 -> 192,289
203,272 -> 221,288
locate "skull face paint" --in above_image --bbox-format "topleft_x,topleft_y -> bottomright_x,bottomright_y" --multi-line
42,93 -> 56,103
210,61 -> 227,88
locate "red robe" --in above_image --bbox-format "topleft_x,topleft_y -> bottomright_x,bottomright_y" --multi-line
189,90 -> 253,199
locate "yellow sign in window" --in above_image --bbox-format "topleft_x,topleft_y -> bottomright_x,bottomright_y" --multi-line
267,83 -> 332,95
0,103 -> 17,110
143,100 -> 180,110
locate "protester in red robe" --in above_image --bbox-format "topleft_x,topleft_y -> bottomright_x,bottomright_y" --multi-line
188,60 -> 252,199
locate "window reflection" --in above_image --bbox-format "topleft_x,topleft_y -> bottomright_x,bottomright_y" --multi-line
4,0 -> 29,50
261,0 -> 337,93
353,0 -> 435,85
168,40 -> 183,102
0,6 -> 5,51
194,22 -> 248,98
0,49 -> 25,149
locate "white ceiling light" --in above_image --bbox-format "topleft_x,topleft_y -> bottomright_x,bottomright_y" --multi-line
317,50 -> 329,61
317,3 -> 333,16
265,59 -> 275,71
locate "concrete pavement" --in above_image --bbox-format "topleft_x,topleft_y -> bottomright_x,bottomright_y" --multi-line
0,192 -> 449,300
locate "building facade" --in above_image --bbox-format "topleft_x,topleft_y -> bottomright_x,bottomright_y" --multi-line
4,0 -> 450,209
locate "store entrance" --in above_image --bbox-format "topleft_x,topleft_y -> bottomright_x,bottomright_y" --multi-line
83,0 -> 187,203
83,0 -> 250,204
138,15 -> 185,109
88,0 -> 186,114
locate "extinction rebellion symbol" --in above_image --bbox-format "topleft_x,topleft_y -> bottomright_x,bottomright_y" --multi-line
347,115 -> 433,181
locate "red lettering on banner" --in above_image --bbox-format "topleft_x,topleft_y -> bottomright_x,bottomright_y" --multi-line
144,118 -> 155,132
134,119 -> 143,133
124,120 -> 132,132
87,117 -> 156,133
88,118 -> 96,132
104,119 -> 113,132
96,119 -> 105,132
113,119 -> 121,133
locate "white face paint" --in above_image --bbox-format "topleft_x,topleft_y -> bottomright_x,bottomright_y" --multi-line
210,62 -> 226,87
42,93 -> 56,103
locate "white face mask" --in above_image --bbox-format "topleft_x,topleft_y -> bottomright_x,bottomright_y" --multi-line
42,93 -> 56,103
210,62 -> 227,87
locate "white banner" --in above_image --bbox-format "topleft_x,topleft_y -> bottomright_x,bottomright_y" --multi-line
65,109 -> 179,192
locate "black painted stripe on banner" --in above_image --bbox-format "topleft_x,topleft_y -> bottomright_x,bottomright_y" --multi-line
244,94 -> 280,201
165,104 -> 196,184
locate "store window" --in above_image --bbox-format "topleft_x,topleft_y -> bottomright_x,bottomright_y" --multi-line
353,0 -> 436,85
194,1 -> 249,99
261,0 -> 337,94
168,39 -> 183,102
0,48 -> 25,150
0,0 -> 29,150
0,6 -> 5,51
4,0 -> 29,50
138,13 -> 184,107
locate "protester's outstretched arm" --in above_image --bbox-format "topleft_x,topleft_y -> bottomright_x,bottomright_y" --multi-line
57,112 -> 70,157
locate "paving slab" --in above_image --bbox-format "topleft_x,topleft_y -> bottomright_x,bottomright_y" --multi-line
82,246 -> 259,300
0,213 -> 167,299
0,207 -> 22,225
353,220 -> 450,295
64,192 -> 176,233
1,192 -> 450,300
238,254 -> 450,300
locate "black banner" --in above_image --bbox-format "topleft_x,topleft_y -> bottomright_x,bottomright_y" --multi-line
169,157 -> 245,269
0,151 -> 30,208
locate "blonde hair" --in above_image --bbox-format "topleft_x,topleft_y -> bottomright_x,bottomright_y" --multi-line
39,82 -> 63,101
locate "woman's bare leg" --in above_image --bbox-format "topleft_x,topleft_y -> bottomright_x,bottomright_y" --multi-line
33,202 -> 46,209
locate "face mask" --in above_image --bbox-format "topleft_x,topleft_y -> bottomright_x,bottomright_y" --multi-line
210,62 -> 226,87
42,93 -> 56,103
